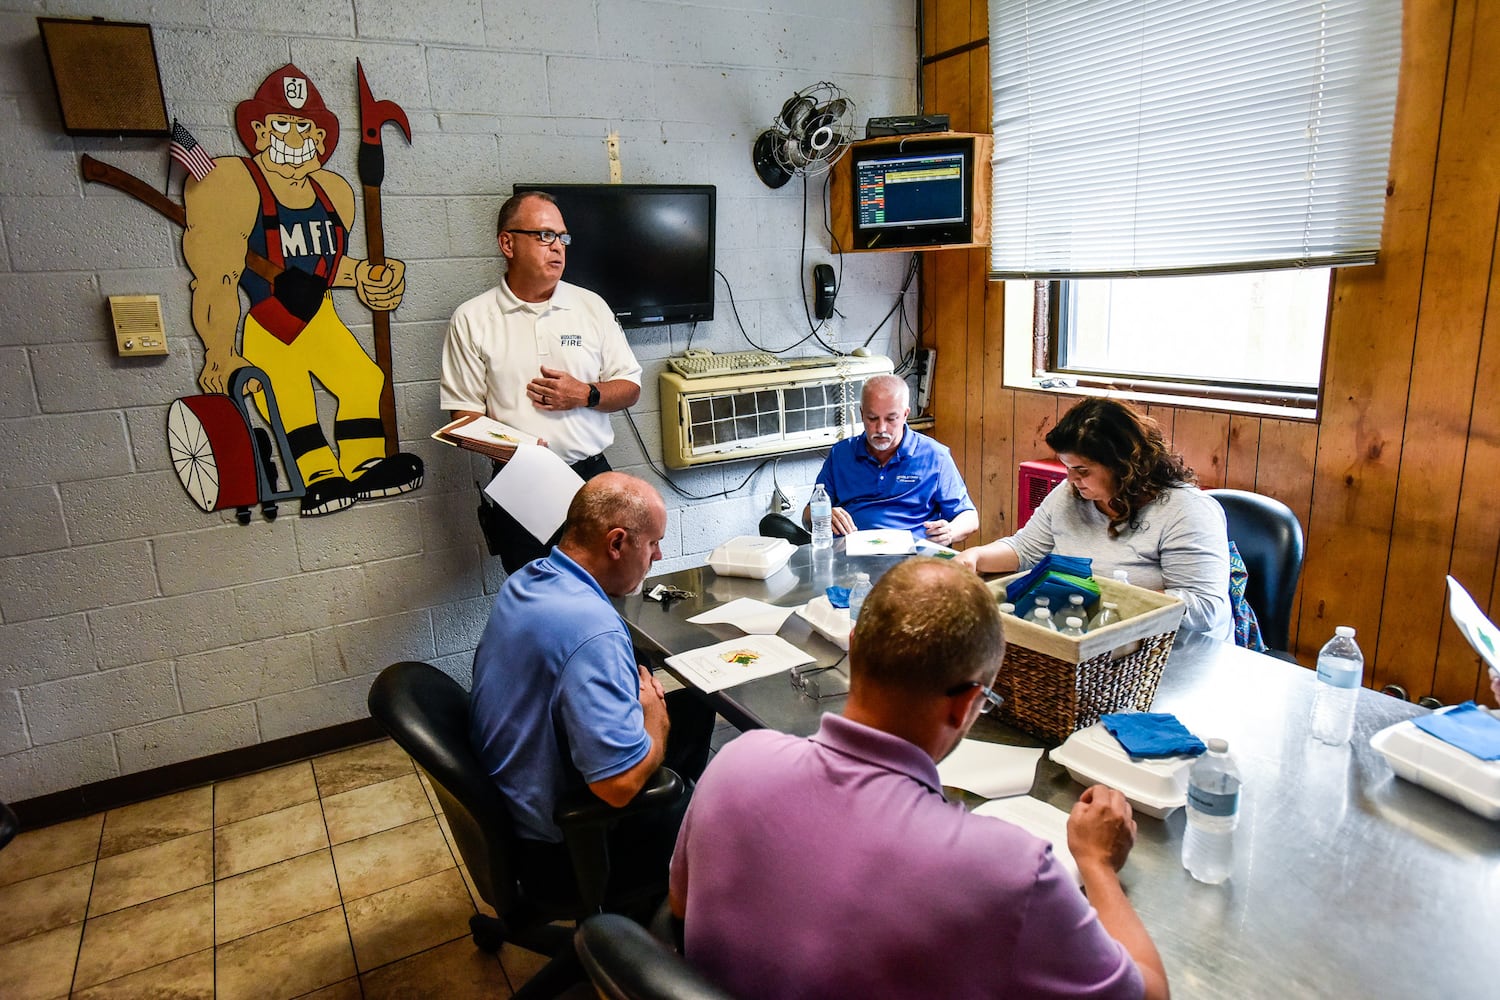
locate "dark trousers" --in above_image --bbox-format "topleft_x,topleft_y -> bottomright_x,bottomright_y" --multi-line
513,688 -> 717,904
478,453 -> 612,574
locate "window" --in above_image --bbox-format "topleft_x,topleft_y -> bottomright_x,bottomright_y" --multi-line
1042,269 -> 1331,406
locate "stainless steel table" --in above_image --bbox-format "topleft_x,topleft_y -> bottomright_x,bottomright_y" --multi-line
616,542 -> 1500,999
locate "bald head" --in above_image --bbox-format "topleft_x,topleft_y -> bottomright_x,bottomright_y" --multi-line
862,373 -> 909,411
850,557 -> 1004,696
561,472 -> 662,546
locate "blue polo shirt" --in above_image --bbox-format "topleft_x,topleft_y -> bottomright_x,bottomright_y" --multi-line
814,429 -> 975,537
468,548 -> 651,842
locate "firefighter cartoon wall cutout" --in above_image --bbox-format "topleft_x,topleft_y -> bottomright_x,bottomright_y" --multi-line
82,61 -> 422,520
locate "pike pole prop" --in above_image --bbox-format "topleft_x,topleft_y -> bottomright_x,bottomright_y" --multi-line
356,60 -> 412,459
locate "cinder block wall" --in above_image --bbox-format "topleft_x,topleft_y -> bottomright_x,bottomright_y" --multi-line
0,0 -> 917,800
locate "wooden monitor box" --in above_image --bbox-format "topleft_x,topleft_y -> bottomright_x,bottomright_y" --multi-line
830,132 -> 992,253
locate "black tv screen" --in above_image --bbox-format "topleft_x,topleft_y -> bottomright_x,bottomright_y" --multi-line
513,183 -> 716,328
849,136 -> 974,250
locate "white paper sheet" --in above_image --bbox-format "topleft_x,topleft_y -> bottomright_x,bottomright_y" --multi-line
1447,575 -> 1500,679
936,739 -> 1044,799
973,796 -> 1082,887
844,528 -> 916,556
664,634 -> 815,693
912,538 -> 960,560
482,445 -> 585,544
686,597 -> 797,635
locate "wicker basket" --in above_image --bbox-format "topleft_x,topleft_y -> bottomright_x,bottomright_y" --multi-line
985,575 -> 1185,743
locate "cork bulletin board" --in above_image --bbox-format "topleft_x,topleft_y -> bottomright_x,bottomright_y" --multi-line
38,18 -> 169,136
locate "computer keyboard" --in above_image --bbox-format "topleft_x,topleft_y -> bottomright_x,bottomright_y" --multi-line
666,350 -> 784,378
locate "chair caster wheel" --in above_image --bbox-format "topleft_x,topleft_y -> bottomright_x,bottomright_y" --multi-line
470,913 -> 505,953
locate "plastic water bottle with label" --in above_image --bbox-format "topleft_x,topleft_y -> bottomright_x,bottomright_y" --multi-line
848,572 -> 872,622
1182,738 -> 1241,884
1310,626 -> 1363,746
809,484 -> 833,550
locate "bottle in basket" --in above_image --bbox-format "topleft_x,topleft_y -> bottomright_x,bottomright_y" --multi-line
1310,626 -> 1363,746
1182,738 -> 1240,884
1029,595 -> 1052,625
1088,601 -> 1121,630
1032,608 -> 1060,631
1067,593 -> 1088,627
1060,616 -> 1086,638
809,484 -> 832,550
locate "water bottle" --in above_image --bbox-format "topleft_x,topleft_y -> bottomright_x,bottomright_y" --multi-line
1310,626 -> 1363,746
810,484 -> 833,550
848,572 -> 872,622
1067,593 -> 1088,627
1112,569 -> 1131,586
1182,738 -> 1241,884
1088,601 -> 1121,631
998,602 -> 1018,617
1032,608 -> 1060,631
1029,595 -> 1052,625
1060,616 -> 1086,638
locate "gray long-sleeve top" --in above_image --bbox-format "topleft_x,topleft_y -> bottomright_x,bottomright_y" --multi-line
998,481 -> 1232,640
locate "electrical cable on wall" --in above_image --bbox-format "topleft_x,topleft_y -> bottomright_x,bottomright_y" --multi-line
622,408 -> 776,502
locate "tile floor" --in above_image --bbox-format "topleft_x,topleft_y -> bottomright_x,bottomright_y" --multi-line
0,739 -> 571,999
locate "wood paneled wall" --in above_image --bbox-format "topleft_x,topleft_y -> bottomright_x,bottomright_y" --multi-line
919,0 -> 1500,705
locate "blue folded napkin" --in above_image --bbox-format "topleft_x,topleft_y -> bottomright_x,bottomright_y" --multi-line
1100,712 -> 1207,759
826,586 -> 850,609
1412,702 -> 1500,761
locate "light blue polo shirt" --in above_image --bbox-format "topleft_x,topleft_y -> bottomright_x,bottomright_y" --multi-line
468,548 -> 651,842
814,429 -> 975,537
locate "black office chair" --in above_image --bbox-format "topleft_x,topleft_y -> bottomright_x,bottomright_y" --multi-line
575,913 -> 735,1000
759,511 -> 810,546
368,661 -> 684,999
0,799 -> 18,852
1206,489 -> 1306,655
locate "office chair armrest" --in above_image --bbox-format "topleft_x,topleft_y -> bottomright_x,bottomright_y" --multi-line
556,768 -> 685,916
554,767 -> 684,828
576,913 -> 734,1000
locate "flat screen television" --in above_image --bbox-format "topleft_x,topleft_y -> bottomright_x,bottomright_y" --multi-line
513,183 -> 716,328
849,136 -> 975,250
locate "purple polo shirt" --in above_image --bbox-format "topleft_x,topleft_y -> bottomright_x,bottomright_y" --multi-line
814,428 -> 975,537
670,715 -> 1143,1000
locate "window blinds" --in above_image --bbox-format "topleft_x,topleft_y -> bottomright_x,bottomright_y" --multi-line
989,0 -> 1402,278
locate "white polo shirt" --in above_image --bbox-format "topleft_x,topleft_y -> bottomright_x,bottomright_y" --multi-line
441,278 -> 642,464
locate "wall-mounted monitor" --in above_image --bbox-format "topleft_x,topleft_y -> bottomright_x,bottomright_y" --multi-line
831,133 -> 992,253
513,183 -> 716,328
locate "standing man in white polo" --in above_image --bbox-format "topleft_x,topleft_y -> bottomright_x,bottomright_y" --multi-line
442,191 -> 643,573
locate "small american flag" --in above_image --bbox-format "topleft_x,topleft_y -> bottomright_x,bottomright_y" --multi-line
169,120 -> 216,181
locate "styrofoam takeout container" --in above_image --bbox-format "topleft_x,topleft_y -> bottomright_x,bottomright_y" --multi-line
796,594 -> 851,650
707,535 -> 796,579
1048,722 -> 1194,819
1370,710 -> 1500,820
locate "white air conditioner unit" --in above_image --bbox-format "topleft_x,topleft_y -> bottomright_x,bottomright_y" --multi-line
659,355 -> 894,469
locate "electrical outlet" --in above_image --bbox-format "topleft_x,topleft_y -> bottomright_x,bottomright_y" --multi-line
916,348 -> 936,411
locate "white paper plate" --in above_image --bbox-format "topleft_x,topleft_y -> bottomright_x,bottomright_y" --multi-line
1048,723 -> 1193,819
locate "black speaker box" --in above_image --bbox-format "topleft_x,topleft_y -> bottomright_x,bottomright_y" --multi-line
864,114 -> 950,138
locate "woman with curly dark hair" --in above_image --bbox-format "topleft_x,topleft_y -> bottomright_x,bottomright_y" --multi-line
957,397 -> 1231,638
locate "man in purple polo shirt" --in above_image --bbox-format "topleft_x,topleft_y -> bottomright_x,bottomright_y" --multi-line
801,374 -> 978,546
669,558 -> 1169,1000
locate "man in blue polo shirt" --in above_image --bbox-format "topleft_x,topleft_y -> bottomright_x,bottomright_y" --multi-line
802,374 -> 978,545
469,472 -> 714,897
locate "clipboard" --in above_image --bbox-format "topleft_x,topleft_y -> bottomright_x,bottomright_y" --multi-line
432,414 -> 539,463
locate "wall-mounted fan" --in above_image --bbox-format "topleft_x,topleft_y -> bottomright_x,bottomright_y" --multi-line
752,82 -> 857,189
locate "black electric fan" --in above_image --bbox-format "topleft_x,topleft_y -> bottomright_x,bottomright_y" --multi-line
752,81 -> 857,189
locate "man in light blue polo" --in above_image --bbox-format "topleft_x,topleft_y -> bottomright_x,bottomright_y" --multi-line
802,374 -> 978,545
